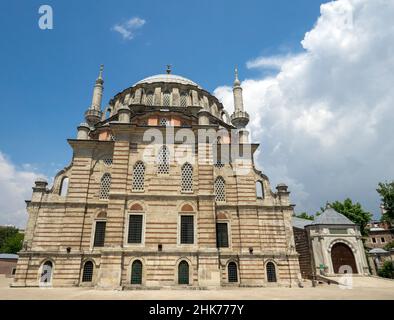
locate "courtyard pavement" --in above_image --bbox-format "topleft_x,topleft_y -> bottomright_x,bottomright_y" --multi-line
0,276 -> 393,300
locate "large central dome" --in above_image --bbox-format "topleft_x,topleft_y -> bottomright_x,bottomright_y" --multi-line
134,74 -> 201,88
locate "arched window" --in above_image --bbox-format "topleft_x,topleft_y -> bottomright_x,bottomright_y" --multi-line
178,261 -> 189,285
266,262 -> 277,282
99,173 -> 111,200
40,261 -> 53,284
228,262 -> 238,283
180,92 -> 188,107
145,92 -> 154,106
59,177 -> 69,197
181,163 -> 193,192
131,260 -> 143,284
157,145 -> 170,174
132,161 -> 145,191
214,176 -> 226,203
256,181 -> 264,199
163,91 -> 171,106
82,261 -> 94,282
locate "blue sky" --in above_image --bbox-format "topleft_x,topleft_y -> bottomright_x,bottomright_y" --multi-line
2,0 -> 393,227
0,0 -> 324,174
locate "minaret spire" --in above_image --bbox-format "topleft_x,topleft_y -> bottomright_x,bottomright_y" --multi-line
234,67 -> 241,87
230,67 -> 250,143
84,64 -> 104,126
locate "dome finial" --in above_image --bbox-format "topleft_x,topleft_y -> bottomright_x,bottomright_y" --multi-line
166,64 -> 171,74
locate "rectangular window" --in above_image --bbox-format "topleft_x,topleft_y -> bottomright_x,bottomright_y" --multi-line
329,228 -> 348,234
381,237 -> 385,243
372,238 -> 376,243
93,221 -> 106,247
216,223 -> 229,248
180,215 -> 194,244
128,215 -> 143,244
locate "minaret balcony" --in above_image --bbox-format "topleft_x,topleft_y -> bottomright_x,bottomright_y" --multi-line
231,111 -> 250,128
85,108 -> 103,125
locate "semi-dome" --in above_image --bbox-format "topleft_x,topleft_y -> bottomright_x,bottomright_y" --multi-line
134,74 -> 201,89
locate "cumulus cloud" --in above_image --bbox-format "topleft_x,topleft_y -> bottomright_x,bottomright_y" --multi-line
112,17 -> 146,40
0,152 -> 46,228
215,0 -> 394,216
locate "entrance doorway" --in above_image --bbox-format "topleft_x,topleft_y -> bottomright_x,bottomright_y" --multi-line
331,243 -> 358,274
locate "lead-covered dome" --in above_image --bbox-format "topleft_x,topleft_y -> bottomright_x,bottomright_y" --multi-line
134,74 -> 201,89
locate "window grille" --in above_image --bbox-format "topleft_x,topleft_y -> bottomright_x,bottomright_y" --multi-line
216,223 -> 229,248
103,157 -> 113,167
228,262 -> 238,282
99,173 -> 111,199
159,118 -> 170,127
214,176 -> 226,202
128,215 -> 143,244
180,215 -> 194,244
146,92 -> 153,106
82,261 -> 94,282
214,159 -> 225,168
132,162 -> 145,191
131,260 -> 143,284
163,91 -> 171,106
93,221 -> 106,247
157,145 -> 170,174
181,163 -> 193,192
266,262 -> 277,282
180,93 -> 188,107
178,261 -> 189,285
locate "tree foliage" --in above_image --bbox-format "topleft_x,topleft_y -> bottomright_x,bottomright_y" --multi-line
384,240 -> 394,251
377,181 -> 394,223
0,233 -> 24,254
0,226 -> 24,254
295,212 -> 315,220
378,261 -> 394,279
327,198 -> 372,236
0,226 -> 19,249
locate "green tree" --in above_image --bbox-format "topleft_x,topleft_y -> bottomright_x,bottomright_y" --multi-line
384,240 -> 394,251
295,212 -> 315,220
327,198 -> 372,236
378,261 -> 394,279
0,226 -> 18,249
0,232 -> 24,254
377,181 -> 394,223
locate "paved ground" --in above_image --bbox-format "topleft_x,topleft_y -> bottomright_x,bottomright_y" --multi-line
0,276 -> 393,300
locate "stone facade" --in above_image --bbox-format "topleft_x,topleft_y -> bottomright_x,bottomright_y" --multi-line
13,69 -> 301,289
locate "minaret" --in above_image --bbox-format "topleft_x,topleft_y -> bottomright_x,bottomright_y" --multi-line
84,65 -> 104,126
231,68 -> 249,142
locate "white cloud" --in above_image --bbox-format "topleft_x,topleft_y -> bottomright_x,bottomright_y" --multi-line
0,152 -> 46,228
215,0 -> 394,217
246,54 -> 299,70
112,17 -> 146,40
